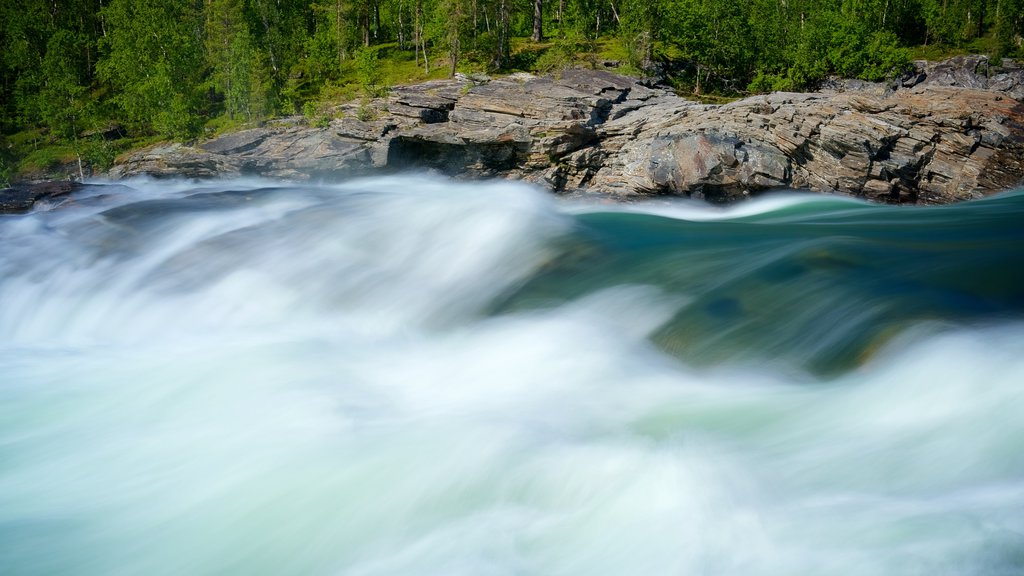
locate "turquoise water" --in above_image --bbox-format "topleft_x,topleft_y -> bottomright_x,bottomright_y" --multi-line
1,177 -> 1023,575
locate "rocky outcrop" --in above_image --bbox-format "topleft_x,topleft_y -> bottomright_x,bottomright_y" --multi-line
110,61 -> 1024,204
912,56 -> 1024,100
821,55 -> 1024,100
592,87 -> 1024,203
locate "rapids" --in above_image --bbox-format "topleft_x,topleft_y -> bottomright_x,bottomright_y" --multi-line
2,177 -> 1023,575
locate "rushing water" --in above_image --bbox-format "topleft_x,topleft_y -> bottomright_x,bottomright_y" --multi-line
2,177 -> 1024,575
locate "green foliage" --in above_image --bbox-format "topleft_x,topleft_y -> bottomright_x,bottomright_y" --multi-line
662,0 -> 753,92
204,114 -> 249,139
507,42 -> 543,70
430,0 -> 471,76
17,144 -> 78,175
206,0 -> 271,122
463,31 -> 503,70
992,0 -> 1024,59
39,30 -> 91,140
748,71 -> 796,94
356,102 -> 376,121
535,33 -> 595,72
279,75 -> 304,116
303,101 -> 333,126
0,136 -> 13,187
619,0 -> 658,73
816,16 -> 911,82
97,0 -> 205,138
732,0 -> 910,93
920,0 -> 984,46
355,48 -> 389,97
80,138 -> 118,173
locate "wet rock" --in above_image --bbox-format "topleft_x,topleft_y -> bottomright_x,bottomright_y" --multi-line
0,181 -> 81,214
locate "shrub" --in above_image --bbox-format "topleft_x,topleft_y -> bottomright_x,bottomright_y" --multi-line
355,48 -> 389,98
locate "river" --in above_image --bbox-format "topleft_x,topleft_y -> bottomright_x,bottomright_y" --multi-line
2,177 -> 1023,574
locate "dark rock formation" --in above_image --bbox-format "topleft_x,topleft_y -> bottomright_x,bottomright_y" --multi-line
0,181 -> 81,214
914,56 -> 1024,100
109,61 -> 1024,204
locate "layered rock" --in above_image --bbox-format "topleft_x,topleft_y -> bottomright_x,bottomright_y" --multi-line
592,87 -> 1024,203
109,61 -> 1024,204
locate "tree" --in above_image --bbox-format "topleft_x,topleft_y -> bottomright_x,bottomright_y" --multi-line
619,0 -> 657,73
97,0 -> 205,137
662,0 -> 752,93
307,0 -> 350,82
993,0 -> 1024,58
39,30 -> 90,139
244,0 -> 309,110
532,0 -> 543,41
414,0 -> 431,72
919,0 -> 988,45
207,0 -> 267,120
433,0 -> 468,76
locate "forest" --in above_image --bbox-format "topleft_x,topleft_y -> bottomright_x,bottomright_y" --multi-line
1,0 -> 1022,182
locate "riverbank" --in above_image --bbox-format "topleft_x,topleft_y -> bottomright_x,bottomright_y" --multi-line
4,56 -> 1023,213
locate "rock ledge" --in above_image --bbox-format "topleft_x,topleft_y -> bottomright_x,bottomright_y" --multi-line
108,59 -> 1024,205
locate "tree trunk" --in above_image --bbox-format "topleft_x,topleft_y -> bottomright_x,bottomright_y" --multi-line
398,0 -> 405,49
975,1 -> 985,39
609,0 -> 621,25
447,0 -> 461,76
532,0 -> 543,41
374,0 -> 381,40
336,0 -> 345,62
415,0 -> 428,72
362,1 -> 370,47
252,0 -> 278,72
497,0 -> 509,65
414,0 -> 421,65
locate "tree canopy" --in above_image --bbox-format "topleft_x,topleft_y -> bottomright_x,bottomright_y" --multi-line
0,0 -> 1021,149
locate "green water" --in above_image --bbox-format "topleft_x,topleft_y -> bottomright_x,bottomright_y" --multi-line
498,193 -> 1024,375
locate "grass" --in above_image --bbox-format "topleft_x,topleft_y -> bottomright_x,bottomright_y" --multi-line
313,42 -> 456,106
373,43 -> 453,85
203,115 -> 256,139
908,34 -> 1001,62
17,143 -> 79,174
2,126 -> 164,181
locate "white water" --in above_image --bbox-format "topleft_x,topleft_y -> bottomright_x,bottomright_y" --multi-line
2,178 -> 1023,575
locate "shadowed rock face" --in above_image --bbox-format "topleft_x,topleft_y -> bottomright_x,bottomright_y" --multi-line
0,181 -> 82,214
109,61 -> 1024,204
